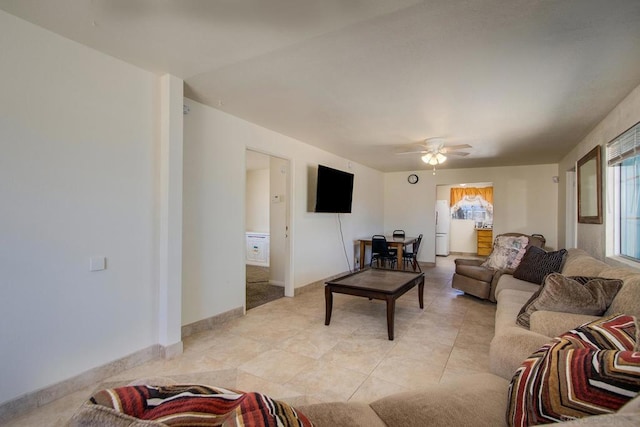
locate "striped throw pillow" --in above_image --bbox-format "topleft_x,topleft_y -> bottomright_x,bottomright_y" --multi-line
507,314 -> 640,426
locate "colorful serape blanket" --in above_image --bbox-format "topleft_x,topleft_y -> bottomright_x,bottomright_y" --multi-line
90,384 -> 313,426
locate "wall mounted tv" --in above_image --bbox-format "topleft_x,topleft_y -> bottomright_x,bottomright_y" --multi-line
314,165 -> 354,213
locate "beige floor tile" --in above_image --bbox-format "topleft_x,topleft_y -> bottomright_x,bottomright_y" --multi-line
320,336 -> 395,375
276,324 -> 347,359
287,360 -> 368,401
349,375 -> 411,402
445,345 -> 491,374
404,321 -> 460,347
238,349 -> 316,383
235,371 -> 306,400
4,257 -> 502,425
386,334 -> 453,364
370,355 -> 445,388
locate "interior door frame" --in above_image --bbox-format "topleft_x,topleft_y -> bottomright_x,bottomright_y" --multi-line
565,169 -> 577,249
245,147 -> 293,298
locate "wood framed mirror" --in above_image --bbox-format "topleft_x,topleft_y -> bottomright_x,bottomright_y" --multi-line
577,145 -> 602,224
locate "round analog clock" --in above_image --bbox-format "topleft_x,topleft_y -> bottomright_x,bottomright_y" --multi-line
407,174 -> 419,184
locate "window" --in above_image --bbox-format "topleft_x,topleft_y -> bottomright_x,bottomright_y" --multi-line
451,195 -> 494,226
607,122 -> 640,262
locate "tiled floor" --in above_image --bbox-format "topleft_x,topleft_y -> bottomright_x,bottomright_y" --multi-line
6,256 -> 495,426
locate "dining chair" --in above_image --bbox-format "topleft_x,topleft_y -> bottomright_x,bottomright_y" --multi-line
371,235 -> 397,269
389,229 -> 406,256
402,233 -> 423,271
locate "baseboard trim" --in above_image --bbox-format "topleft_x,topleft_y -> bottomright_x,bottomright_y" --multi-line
0,344 -> 163,424
268,280 -> 285,287
294,270 -> 352,296
161,341 -> 184,359
181,306 -> 244,338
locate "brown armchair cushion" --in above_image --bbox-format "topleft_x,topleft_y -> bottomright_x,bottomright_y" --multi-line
455,264 -> 496,282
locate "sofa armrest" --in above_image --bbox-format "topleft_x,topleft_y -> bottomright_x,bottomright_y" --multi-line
454,258 -> 485,267
488,268 -> 514,302
490,326 -> 553,380
530,311 -> 601,337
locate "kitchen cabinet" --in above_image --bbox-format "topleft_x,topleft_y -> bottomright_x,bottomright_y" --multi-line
476,229 -> 493,256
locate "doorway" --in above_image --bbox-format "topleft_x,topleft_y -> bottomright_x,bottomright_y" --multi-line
435,183 -> 494,261
245,150 -> 291,309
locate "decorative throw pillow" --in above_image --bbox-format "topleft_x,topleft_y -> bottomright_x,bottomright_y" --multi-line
512,246 -> 567,284
507,314 -> 640,426
88,384 -> 313,426
516,273 -> 623,328
481,235 -> 529,270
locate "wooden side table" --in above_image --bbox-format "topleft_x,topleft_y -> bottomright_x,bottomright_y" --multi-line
476,229 -> 493,256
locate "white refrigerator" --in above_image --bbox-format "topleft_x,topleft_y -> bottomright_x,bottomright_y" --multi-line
435,200 -> 450,256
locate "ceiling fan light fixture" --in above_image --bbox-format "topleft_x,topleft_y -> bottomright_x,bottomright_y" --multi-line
422,152 -> 446,165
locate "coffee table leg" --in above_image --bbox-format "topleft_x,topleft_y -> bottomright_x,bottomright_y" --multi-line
386,297 -> 395,340
324,286 -> 333,325
418,277 -> 424,309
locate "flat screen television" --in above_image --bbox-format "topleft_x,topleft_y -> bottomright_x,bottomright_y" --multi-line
314,165 -> 354,213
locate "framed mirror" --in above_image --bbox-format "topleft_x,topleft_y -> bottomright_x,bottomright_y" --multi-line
577,145 -> 602,224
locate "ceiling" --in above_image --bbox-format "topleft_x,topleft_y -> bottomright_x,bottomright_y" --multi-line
3,0 -> 640,172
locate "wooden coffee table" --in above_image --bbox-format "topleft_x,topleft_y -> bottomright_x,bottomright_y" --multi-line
324,268 -> 425,340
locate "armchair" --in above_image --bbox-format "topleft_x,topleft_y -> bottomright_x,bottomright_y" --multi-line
452,233 -> 545,302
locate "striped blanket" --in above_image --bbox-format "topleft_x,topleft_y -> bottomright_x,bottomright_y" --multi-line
90,384 -> 313,426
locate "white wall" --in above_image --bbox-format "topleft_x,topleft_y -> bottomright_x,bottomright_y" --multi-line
385,164 -> 559,263
557,82 -> 640,260
246,168 -> 270,233
269,157 -> 288,286
450,220 -> 477,253
182,99 -> 384,325
0,11 -> 159,404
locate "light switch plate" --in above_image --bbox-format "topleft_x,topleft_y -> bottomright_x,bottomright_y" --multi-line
90,256 -> 106,271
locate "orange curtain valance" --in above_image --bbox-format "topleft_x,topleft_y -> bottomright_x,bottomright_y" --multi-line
450,187 -> 493,207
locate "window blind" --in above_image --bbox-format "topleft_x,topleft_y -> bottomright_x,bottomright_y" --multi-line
607,121 -> 640,166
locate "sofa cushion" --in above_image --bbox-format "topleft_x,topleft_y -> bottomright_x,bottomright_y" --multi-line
482,235 -> 529,270
494,274 -> 540,301
560,249 -> 610,277
605,275 -> 640,320
516,273 -> 623,329
83,384 -> 313,427
529,311 -> 600,338
489,326 -> 553,381
512,246 -> 567,284
370,373 -> 509,427
297,402 -> 387,427
507,314 -> 640,426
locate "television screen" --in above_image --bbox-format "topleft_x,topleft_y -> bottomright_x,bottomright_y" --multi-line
315,165 -> 354,213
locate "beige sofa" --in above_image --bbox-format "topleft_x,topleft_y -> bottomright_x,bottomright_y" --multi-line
490,248 -> 640,380
300,248 -> 640,426
71,249 -> 640,426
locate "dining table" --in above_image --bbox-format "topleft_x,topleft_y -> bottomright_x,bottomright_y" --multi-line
357,235 -> 418,270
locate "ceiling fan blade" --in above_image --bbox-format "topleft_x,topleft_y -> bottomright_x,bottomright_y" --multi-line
395,150 -> 429,155
441,144 -> 472,152
448,151 -> 470,156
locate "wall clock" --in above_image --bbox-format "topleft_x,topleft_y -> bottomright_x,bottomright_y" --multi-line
407,174 -> 419,184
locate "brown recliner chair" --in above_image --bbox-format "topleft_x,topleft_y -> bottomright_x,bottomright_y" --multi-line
452,233 -> 545,302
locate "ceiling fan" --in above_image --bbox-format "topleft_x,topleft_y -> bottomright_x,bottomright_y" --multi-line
396,138 -> 471,170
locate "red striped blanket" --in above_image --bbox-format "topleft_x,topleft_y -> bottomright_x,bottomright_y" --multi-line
90,384 -> 313,426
